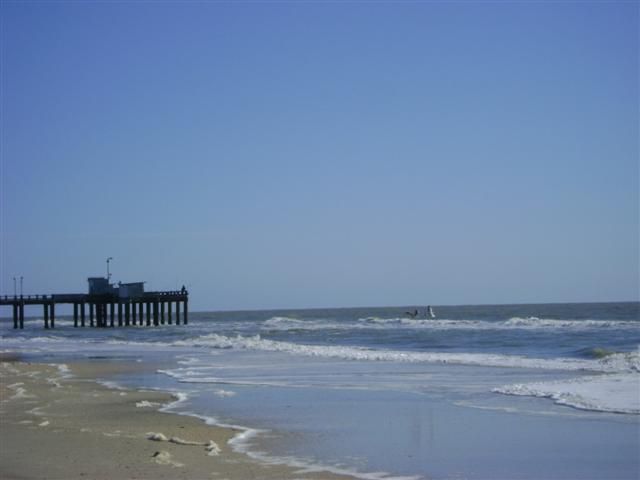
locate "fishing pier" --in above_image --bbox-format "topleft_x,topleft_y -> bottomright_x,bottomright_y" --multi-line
1,277 -> 188,329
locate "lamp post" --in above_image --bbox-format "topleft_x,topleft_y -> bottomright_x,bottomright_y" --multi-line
20,276 -> 23,297
13,277 -> 16,297
107,257 -> 113,281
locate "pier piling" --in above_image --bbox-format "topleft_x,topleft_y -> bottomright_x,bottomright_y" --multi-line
184,299 -> 188,325
125,302 -> 131,327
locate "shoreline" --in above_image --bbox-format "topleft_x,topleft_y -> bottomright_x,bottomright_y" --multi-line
0,354 -> 355,480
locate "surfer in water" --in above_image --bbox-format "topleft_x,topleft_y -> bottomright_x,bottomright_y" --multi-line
405,309 -> 419,318
426,306 -> 435,319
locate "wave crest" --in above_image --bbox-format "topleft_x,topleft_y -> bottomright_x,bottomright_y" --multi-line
493,373 -> 640,414
173,334 -> 639,372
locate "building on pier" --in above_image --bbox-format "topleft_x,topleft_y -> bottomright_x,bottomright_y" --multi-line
117,281 -> 144,299
88,277 -> 145,299
88,277 -> 116,295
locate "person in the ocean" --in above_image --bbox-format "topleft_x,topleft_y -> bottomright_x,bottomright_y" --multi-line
405,309 -> 418,318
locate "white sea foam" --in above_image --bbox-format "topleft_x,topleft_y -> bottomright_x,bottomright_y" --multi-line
47,363 -> 72,385
261,315 -> 639,332
172,333 -> 640,373
6,383 -> 32,400
176,355 -> 202,365
503,317 -> 639,329
55,364 -> 71,377
19,335 -> 68,343
386,316 -> 638,331
158,366 -> 292,388
263,316 -> 303,327
493,372 -> 640,414
213,389 -> 236,397
97,380 -> 127,390
263,316 -> 354,331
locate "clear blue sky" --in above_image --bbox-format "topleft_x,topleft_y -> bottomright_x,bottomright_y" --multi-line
1,1 -> 638,311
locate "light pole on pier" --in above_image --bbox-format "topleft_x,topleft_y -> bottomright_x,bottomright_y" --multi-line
20,276 -> 23,297
107,257 -> 113,281
13,277 -> 16,297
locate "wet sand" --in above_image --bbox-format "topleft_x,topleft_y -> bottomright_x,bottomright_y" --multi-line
0,356 -> 354,480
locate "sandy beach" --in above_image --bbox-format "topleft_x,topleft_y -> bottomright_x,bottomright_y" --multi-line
0,355 -> 354,480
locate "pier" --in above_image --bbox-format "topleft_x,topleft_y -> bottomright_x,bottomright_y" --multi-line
1,276 -> 189,329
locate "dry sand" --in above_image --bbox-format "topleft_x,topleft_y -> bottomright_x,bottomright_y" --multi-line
0,357 -> 355,480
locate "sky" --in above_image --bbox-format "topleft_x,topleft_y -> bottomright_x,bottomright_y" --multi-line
1,1 -> 638,312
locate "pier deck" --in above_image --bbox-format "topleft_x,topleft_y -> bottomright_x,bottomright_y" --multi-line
0,291 -> 188,329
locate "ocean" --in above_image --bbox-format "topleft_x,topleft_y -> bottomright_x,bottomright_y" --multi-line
2,302 -> 639,479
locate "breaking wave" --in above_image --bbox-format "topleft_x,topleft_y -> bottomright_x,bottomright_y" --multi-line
502,317 -> 639,329
261,316 -> 639,332
493,373 -> 640,414
172,333 -> 640,373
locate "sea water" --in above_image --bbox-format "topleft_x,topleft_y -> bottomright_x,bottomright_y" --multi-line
1,302 -> 639,479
